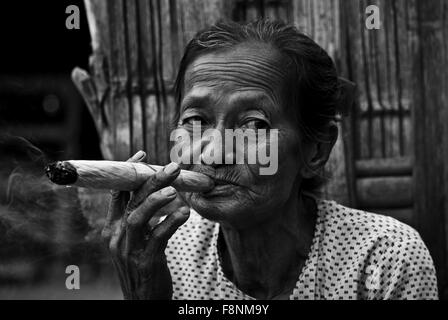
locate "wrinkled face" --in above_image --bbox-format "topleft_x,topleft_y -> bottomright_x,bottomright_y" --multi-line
176,43 -> 307,229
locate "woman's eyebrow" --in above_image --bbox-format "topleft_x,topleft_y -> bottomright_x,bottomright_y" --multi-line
230,92 -> 278,116
180,94 -> 212,113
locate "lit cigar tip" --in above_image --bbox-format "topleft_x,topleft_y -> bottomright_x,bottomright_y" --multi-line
45,161 -> 78,185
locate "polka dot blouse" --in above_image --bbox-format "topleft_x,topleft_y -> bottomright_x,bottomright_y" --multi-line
165,199 -> 439,300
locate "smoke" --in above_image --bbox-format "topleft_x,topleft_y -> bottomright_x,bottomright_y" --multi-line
3,168 -> 86,246
0,135 -> 106,249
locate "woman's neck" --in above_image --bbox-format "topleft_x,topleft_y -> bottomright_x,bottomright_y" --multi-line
219,193 -> 317,300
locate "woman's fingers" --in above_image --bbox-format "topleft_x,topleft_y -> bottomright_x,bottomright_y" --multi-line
145,206 -> 190,254
127,187 -> 177,227
123,162 -> 183,252
102,151 -> 146,244
108,151 -> 146,220
125,186 -> 178,248
149,195 -> 188,226
127,162 -> 181,211
109,219 -> 132,295
102,190 -> 129,244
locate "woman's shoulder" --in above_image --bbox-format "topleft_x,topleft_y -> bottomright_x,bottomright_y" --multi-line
315,199 -> 432,267
314,199 -> 438,299
317,199 -> 421,244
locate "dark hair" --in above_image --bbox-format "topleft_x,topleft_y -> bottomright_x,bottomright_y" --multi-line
174,19 -> 341,192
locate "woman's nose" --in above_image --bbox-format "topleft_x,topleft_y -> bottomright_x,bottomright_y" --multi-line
199,124 -> 235,166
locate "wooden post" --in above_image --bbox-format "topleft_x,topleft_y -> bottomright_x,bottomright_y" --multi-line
412,0 -> 448,297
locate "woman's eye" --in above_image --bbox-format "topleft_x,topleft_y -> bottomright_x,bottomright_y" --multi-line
242,119 -> 270,130
181,116 -> 206,126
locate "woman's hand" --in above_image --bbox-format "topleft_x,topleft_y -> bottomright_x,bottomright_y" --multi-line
102,151 -> 190,299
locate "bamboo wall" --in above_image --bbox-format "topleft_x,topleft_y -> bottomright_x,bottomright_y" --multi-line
344,0 -> 414,160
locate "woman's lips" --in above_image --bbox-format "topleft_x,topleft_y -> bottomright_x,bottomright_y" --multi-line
186,167 -> 243,197
213,178 -> 239,186
201,184 -> 237,197
199,177 -> 241,197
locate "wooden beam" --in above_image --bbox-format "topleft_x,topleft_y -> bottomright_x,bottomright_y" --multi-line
357,176 -> 412,208
356,157 -> 412,177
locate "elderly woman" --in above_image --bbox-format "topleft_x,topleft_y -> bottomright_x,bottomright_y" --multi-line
102,20 -> 438,300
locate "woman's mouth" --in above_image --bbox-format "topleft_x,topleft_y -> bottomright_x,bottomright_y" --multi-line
199,177 -> 241,197
201,184 -> 237,197
186,166 -> 244,197
212,178 -> 239,186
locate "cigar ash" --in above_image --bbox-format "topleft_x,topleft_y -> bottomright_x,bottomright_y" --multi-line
45,161 -> 78,185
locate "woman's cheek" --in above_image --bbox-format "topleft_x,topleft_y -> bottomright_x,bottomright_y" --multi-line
233,130 -> 279,178
256,129 -> 301,196
240,129 -> 299,196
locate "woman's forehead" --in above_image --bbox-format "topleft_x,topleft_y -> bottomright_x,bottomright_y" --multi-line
183,44 -> 288,105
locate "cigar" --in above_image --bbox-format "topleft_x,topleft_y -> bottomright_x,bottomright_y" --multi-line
45,160 -> 214,192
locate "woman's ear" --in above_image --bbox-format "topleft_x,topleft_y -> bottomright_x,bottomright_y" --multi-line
300,123 -> 339,179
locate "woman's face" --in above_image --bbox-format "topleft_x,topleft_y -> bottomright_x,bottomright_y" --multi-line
176,43 -> 308,229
